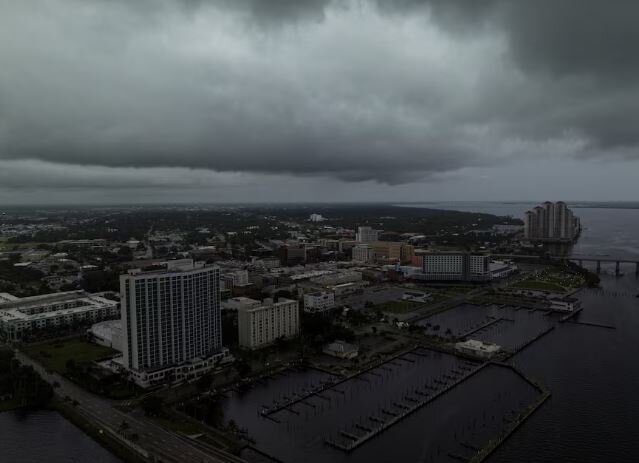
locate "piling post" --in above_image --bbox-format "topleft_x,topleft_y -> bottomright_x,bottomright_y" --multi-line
615,261 -> 620,276
596,261 -> 601,274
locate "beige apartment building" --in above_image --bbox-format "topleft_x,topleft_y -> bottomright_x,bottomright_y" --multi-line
237,298 -> 299,349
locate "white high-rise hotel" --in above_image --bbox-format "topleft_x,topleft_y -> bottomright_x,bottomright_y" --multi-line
524,201 -> 580,242
120,259 -> 226,386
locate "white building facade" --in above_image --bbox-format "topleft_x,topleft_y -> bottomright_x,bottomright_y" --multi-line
120,259 -> 225,387
238,298 -> 299,349
421,253 -> 490,281
303,291 -> 335,313
356,226 -> 380,243
0,291 -> 119,341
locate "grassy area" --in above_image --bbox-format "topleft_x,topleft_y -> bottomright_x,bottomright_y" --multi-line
511,280 -> 566,292
510,268 -> 585,293
376,300 -> 423,314
23,337 -> 117,374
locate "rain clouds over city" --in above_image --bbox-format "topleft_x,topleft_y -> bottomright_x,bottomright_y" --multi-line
2,0 -> 639,203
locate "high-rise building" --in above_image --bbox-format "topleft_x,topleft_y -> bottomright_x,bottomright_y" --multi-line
356,226 -> 380,243
237,298 -> 299,349
120,259 -> 227,387
523,201 -> 580,242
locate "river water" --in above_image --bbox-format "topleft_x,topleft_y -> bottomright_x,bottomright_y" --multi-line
0,409 -> 120,463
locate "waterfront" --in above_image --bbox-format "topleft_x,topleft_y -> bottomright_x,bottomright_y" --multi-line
223,352 -> 541,463
400,202 -> 639,462
0,409 -> 121,463
1,202 -> 638,462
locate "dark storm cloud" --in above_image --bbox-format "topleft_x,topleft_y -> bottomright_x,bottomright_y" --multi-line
407,0 -> 639,78
1,0 -> 639,192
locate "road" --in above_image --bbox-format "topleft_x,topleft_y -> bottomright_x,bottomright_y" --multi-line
15,350 -> 244,463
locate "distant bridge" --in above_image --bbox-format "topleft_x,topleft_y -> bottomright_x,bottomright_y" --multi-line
492,254 -> 639,276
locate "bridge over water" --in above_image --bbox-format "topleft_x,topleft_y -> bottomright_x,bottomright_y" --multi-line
492,254 -> 639,276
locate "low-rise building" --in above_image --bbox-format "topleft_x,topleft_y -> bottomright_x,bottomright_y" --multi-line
0,291 -> 119,341
549,296 -> 581,312
238,298 -> 300,349
402,291 -> 432,303
310,271 -> 362,286
303,291 -> 335,313
103,350 -> 233,389
223,296 -> 262,311
489,260 -> 518,279
455,339 -> 501,359
88,320 -> 123,351
323,340 -> 359,359
221,270 -> 251,291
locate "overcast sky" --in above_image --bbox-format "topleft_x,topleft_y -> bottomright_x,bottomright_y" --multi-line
1,0 -> 639,204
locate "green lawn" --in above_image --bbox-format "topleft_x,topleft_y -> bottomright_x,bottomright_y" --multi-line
511,280 -> 566,292
23,337 -> 117,374
376,300 -> 423,314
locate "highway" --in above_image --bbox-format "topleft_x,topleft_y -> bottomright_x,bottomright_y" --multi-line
15,350 -> 245,463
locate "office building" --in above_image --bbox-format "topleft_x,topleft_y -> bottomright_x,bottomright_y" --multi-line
421,252 -> 490,281
370,241 -> 414,264
237,298 -> 299,349
524,201 -> 580,242
303,291 -> 335,313
0,290 -> 119,341
352,244 -> 375,263
120,259 -> 227,387
221,270 -> 250,291
356,226 -> 380,243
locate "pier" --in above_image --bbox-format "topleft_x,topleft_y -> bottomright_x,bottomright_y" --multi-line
504,326 -> 555,357
468,363 -> 551,463
261,347 -> 421,417
458,317 -> 511,340
325,363 -> 487,453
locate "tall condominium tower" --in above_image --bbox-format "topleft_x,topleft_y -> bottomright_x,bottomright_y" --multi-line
523,201 -> 579,242
120,259 -> 222,374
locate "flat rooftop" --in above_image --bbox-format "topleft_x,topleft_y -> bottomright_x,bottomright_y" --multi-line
0,291 -> 118,324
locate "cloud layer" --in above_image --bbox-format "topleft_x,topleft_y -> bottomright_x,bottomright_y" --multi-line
1,0 -> 638,202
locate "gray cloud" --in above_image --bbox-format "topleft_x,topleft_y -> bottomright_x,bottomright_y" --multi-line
0,0 -> 638,196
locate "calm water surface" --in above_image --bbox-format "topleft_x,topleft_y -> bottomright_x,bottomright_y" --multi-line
0,409 -> 121,463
